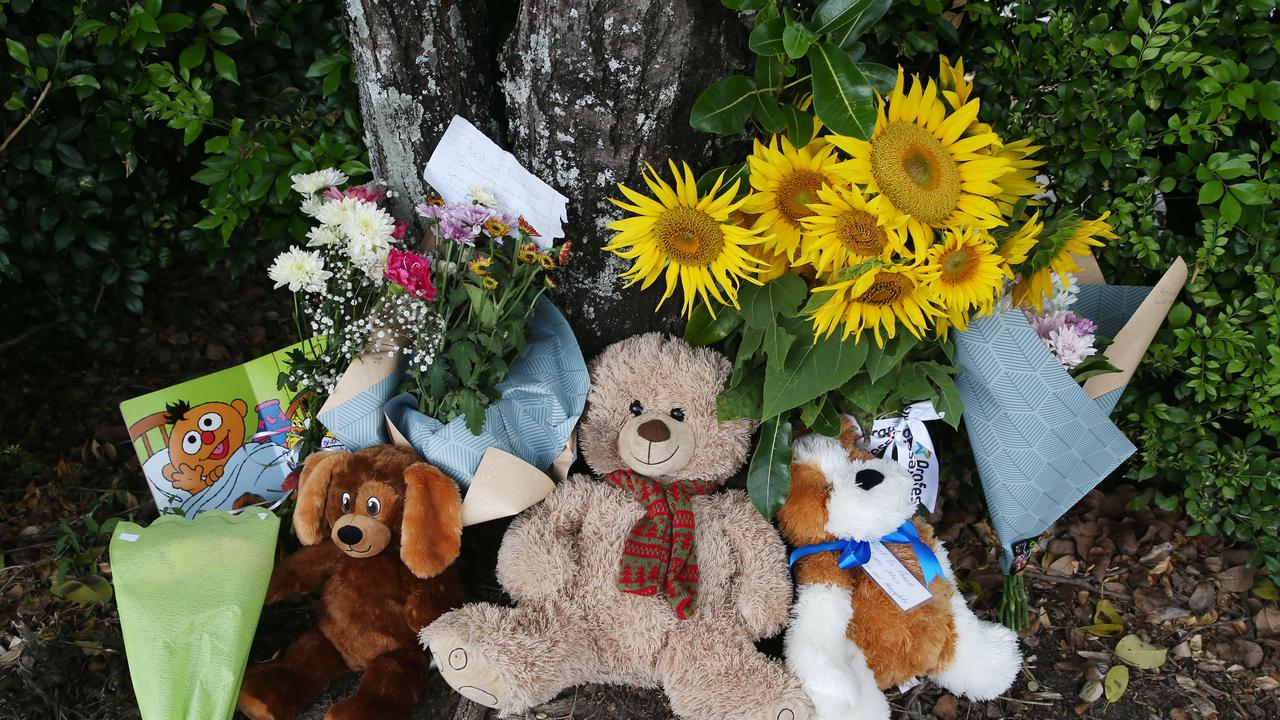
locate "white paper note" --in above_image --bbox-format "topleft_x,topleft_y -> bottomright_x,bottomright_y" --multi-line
863,541 -> 933,611
423,116 -> 568,247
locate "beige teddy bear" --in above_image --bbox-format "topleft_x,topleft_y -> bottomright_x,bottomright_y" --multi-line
422,333 -> 812,720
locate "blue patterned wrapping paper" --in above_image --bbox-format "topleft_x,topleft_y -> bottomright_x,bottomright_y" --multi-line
954,283 -> 1158,572
317,299 -> 589,488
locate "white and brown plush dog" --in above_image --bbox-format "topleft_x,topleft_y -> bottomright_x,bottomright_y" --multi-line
777,432 -> 1021,720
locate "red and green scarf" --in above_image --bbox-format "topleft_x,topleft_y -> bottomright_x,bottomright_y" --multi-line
604,468 -> 719,620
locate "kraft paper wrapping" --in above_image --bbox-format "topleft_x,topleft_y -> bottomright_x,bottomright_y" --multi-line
316,299 -> 588,525
954,259 -> 1186,571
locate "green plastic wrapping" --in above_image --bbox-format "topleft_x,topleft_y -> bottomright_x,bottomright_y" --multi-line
110,509 -> 278,720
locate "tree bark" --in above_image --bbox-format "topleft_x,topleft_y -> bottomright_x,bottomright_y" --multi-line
345,0 -> 751,357
500,1 -> 752,356
343,0 -> 504,219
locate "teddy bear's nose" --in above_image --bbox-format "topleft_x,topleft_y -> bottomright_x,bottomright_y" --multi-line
637,418 -> 671,443
855,469 -> 884,490
201,431 -> 215,445
336,525 -> 363,545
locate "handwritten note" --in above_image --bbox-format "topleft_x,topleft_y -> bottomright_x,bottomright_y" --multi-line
863,541 -> 933,611
423,116 -> 568,247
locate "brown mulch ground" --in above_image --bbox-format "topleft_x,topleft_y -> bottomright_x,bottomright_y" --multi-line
1,259 -> 1277,719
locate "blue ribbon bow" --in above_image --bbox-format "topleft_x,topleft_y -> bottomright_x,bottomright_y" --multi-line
788,521 -> 943,586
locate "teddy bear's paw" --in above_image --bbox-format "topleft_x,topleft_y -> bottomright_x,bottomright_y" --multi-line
325,695 -> 407,720
742,695 -> 815,720
426,628 -> 512,709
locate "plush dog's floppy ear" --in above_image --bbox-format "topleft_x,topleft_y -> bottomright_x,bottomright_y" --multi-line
294,451 -> 345,545
401,462 -> 463,579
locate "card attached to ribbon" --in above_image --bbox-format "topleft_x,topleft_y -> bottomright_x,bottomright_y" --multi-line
424,116 -> 568,246
864,542 -> 933,611
848,400 -> 944,512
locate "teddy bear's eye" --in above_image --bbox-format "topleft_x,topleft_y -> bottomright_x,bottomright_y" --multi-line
366,497 -> 381,516
341,492 -> 352,512
629,400 -> 644,416
669,408 -> 685,422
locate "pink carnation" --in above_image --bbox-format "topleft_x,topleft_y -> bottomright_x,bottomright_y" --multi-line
392,219 -> 407,240
383,248 -> 437,300
345,185 -> 387,204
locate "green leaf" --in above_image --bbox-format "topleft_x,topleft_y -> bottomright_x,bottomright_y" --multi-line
685,302 -> 744,345
211,49 -> 238,84
782,20 -> 817,60
1219,192 -> 1242,225
839,375 -> 892,415
816,0 -> 891,46
179,40 -> 207,70
754,93 -> 788,133
65,74 -> 100,90
6,39 -> 30,69
307,54 -> 348,78
741,275 -> 808,327
156,12 -> 194,32
1198,180 -> 1224,204
864,334 -> 917,382
807,42 -> 876,139
718,370 -> 765,421
721,0 -> 770,9
55,144 -> 86,169
919,363 -> 963,426
1104,665 -> 1129,702
761,329 -> 869,418
696,163 -> 749,198
747,416 -> 792,518
857,62 -> 896,95
208,27 -> 242,46
1115,635 -> 1168,669
51,574 -> 113,604
691,75 -> 759,134
749,18 -> 786,56
781,104 -> 815,147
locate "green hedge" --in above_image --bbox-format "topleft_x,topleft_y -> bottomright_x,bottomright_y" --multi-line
870,0 -> 1280,570
0,0 -> 366,340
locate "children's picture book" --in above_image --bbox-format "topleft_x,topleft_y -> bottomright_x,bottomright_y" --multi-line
119,344 -> 336,516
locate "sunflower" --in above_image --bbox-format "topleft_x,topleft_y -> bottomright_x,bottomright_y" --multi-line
741,134 -> 857,261
991,138 -> 1046,216
826,68 -> 1013,246
1014,212 -> 1118,310
995,211 -> 1042,276
483,216 -> 511,237
927,227 -> 1005,331
807,263 -> 942,346
481,276 -> 499,290
605,161 -> 767,317
468,255 -> 492,277
746,242 -> 791,283
799,183 -> 912,274
537,253 -> 557,270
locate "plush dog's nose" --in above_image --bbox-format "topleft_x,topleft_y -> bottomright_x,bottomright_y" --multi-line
855,469 -> 884,490
336,525 -> 363,545
637,418 -> 671,443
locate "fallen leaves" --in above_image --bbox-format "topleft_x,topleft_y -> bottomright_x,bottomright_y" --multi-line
1115,634 -> 1169,670
1255,606 -> 1280,638
1085,598 -> 1125,637
1104,665 -> 1129,702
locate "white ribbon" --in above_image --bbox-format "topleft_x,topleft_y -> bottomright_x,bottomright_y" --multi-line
846,400 -> 944,512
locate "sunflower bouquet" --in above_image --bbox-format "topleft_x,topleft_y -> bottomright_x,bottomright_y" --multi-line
606,57 -> 1119,517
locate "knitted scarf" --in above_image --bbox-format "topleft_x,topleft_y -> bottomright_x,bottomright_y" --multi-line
604,468 -> 719,620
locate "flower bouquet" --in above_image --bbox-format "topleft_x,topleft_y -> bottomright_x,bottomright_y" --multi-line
605,57 -> 1135,524
271,167 -> 588,490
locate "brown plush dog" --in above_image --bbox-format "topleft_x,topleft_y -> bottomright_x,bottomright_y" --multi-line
238,445 -> 464,720
778,431 -> 1020,720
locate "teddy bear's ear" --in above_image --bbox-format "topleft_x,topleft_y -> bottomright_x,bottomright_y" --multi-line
400,462 -> 463,579
294,451 -> 345,545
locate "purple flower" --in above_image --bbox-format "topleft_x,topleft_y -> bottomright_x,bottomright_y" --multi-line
456,204 -> 495,227
415,202 -> 447,220
439,217 -> 479,246
1062,312 -> 1098,335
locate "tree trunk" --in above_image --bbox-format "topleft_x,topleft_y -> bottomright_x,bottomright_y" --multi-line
345,0 -> 751,357
343,0 -> 504,219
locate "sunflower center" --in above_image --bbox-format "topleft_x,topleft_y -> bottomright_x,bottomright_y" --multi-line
870,121 -> 962,225
856,271 -> 914,305
835,209 -> 888,257
655,207 -> 725,265
938,246 -> 977,284
777,171 -> 826,223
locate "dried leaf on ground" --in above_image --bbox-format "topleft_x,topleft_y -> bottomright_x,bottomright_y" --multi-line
1115,634 -> 1169,670
1104,665 -> 1129,702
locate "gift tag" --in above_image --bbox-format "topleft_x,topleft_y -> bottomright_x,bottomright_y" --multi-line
863,541 -> 933,611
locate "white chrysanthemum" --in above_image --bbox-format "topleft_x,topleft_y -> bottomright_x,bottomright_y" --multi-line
291,168 -> 348,196
469,186 -> 498,208
1044,272 -> 1080,312
269,247 -> 332,293
341,201 -> 397,246
314,197 -> 361,227
1046,325 -> 1097,369
306,225 -> 344,248
347,236 -> 391,279
300,196 -> 325,218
